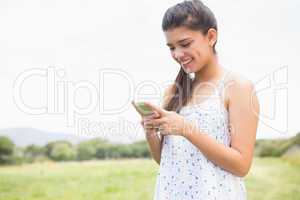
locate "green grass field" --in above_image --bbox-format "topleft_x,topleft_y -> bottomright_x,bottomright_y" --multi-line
0,157 -> 299,200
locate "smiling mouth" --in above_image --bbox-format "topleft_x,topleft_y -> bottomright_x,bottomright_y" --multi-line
181,59 -> 193,66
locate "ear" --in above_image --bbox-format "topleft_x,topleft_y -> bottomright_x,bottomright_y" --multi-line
207,28 -> 217,47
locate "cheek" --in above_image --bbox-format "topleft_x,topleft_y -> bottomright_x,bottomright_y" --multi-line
190,48 -> 202,62
194,47 -> 209,60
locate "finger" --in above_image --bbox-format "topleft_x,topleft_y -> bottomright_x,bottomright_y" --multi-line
159,125 -> 172,135
144,123 -> 153,129
149,118 -> 165,127
144,122 -> 157,130
159,128 -> 168,135
144,102 -> 166,116
152,111 -> 161,118
144,120 -> 161,130
143,111 -> 160,121
142,119 -> 152,126
143,120 -> 155,127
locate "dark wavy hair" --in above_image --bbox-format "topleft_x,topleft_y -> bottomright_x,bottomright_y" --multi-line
162,0 -> 218,112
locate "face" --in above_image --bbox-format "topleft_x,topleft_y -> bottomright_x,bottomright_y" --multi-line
164,26 -> 217,74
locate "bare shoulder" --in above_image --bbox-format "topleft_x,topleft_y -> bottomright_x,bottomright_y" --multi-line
223,70 -> 257,108
225,71 -> 255,91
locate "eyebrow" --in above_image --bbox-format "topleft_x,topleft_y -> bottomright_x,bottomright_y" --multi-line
167,38 -> 192,47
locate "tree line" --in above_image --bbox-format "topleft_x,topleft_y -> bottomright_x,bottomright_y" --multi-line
1,132 -> 299,166
0,136 -> 151,165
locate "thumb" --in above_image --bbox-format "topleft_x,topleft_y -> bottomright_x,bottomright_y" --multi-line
144,102 -> 166,116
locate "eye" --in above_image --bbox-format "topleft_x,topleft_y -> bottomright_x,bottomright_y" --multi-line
181,42 -> 191,48
169,47 -> 175,51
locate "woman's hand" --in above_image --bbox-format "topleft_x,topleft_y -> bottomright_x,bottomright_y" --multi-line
140,111 -> 160,134
143,102 -> 190,136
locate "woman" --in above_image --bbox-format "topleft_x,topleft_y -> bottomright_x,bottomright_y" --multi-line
141,0 -> 260,199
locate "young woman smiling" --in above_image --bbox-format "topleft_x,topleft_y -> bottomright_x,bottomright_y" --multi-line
141,0 -> 260,199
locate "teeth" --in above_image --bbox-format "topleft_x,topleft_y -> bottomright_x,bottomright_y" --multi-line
181,59 -> 192,65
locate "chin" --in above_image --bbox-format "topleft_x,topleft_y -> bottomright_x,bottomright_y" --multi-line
182,65 -> 195,74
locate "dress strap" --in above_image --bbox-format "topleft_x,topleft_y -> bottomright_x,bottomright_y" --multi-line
215,69 -> 230,98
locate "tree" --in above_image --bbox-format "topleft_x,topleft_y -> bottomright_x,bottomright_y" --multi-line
0,136 -> 15,164
77,142 -> 97,160
78,138 -> 108,160
45,141 -> 72,157
24,145 -> 46,163
49,143 -> 76,161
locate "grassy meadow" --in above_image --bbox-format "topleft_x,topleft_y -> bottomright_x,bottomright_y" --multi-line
0,157 -> 299,200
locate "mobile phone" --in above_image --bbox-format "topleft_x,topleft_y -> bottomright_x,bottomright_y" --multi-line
131,101 -> 154,116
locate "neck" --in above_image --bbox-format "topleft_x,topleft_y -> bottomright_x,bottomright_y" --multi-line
194,55 -> 223,83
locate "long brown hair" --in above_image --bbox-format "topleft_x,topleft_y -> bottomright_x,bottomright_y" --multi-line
164,68 -> 193,112
162,0 -> 218,112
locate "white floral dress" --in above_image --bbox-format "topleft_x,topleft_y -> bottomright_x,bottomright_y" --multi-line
153,71 -> 247,200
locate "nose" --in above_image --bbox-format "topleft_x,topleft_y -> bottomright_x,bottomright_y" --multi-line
172,49 -> 185,61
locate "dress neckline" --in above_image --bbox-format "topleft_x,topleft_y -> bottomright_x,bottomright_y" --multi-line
179,94 -> 229,117
182,69 -> 229,109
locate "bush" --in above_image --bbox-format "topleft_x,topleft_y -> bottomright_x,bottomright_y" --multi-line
24,145 -> 46,163
256,143 -> 282,157
130,141 -> 151,158
282,152 -> 300,166
4,155 -> 24,165
95,145 -> 120,159
76,139 -> 107,161
45,141 -> 72,157
95,145 -> 106,159
49,143 -> 76,161
77,143 -> 97,161
255,133 -> 300,157
292,132 -> 300,145
94,141 -> 150,159
0,136 -> 15,165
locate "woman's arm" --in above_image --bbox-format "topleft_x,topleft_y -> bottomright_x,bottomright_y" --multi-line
145,129 -> 163,165
183,78 -> 260,177
144,85 -> 173,165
